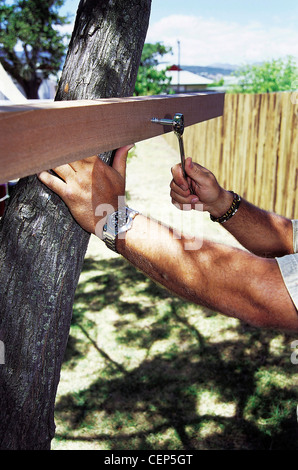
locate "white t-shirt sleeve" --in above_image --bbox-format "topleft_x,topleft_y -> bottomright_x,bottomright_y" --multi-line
275,220 -> 298,310
293,219 -> 298,254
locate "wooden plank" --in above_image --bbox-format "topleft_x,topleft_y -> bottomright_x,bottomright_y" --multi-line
0,92 -> 224,184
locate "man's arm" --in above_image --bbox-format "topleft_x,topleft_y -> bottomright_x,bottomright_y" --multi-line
170,158 -> 294,258
116,213 -> 298,331
38,149 -> 298,332
218,199 -> 293,257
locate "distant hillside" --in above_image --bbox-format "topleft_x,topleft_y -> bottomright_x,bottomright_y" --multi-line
181,64 -> 238,80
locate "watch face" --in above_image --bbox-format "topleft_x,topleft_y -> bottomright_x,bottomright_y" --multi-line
109,209 -> 127,233
103,208 -> 139,251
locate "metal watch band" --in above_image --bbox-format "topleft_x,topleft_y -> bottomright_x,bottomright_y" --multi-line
103,207 -> 139,253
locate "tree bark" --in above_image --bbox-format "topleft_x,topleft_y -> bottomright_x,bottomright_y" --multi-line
0,0 -> 151,450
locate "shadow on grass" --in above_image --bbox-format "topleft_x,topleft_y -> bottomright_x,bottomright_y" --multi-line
55,256 -> 298,450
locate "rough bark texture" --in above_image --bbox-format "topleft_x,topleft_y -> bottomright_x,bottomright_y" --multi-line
0,0 -> 151,450
56,0 -> 149,102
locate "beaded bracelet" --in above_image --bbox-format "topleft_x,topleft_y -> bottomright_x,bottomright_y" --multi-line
210,191 -> 241,224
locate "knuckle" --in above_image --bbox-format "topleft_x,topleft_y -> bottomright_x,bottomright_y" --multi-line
169,179 -> 175,190
171,163 -> 180,175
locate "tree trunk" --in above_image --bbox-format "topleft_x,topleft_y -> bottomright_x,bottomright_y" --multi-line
0,0 -> 151,450
21,77 -> 42,100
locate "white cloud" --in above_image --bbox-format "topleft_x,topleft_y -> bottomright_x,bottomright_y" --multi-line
146,14 -> 298,66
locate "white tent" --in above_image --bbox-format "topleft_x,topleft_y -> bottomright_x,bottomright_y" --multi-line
0,62 -> 27,103
0,63 -> 26,198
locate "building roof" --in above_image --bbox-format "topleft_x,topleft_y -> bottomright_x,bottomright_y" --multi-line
160,65 -> 213,86
167,69 -> 213,86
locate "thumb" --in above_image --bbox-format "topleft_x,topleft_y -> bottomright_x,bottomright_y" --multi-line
185,157 -> 203,183
112,144 -> 134,179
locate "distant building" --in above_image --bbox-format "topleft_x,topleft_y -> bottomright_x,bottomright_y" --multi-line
166,65 -> 213,93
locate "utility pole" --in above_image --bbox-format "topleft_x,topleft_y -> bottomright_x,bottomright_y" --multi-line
177,40 -> 181,93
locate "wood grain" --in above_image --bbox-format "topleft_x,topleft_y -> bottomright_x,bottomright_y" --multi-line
0,93 -> 224,183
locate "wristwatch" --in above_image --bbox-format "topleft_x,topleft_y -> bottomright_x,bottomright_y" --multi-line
103,207 -> 139,252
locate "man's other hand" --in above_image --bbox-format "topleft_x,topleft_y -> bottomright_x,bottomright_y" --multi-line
38,145 -> 134,235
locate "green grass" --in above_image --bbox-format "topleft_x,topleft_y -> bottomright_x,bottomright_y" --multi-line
52,255 -> 298,450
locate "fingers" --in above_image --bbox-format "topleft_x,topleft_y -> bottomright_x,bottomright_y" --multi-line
184,157 -> 212,181
171,162 -> 189,190
170,176 -> 199,209
38,170 -> 67,197
70,155 -> 99,171
170,162 -> 194,200
184,157 -> 203,181
171,159 -> 204,210
171,163 -> 190,207
39,157 -> 92,186
51,163 -> 76,182
170,178 -> 190,198
37,145 -> 130,201
112,144 -> 134,179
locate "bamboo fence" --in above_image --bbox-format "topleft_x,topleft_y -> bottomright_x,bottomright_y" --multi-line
164,92 -> 298,219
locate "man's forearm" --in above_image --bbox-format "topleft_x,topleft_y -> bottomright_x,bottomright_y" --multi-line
170,160 -> 293,258
214,196 -> 293,257
116,214 -> 298,331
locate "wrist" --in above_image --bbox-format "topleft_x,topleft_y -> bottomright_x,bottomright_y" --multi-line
210,191 -> 241,224
102,206 -> 139,253
94,194 -> 126,237
208,189 -> 234,218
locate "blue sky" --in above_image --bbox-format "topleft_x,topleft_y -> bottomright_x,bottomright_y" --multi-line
60,0 -> 298,66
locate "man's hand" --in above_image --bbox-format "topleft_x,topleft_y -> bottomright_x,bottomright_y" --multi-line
38,145 -> 134,235
170,157 -> 233,217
